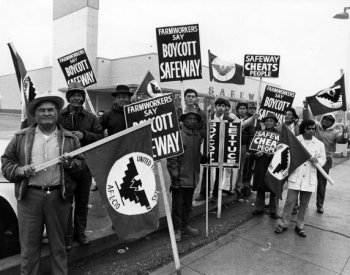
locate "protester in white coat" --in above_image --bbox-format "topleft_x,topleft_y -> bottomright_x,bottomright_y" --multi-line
274,119 -> 326,237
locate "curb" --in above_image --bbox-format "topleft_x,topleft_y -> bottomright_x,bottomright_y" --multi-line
0,193 -> 239,274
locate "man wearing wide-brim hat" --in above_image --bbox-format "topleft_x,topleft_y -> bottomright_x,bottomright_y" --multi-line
1,91 -> 86,275
100,84 -> 133,136
167,106 -> 203,242
58,81 -> 103,249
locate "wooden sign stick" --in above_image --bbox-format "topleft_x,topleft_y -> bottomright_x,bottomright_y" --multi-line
34,121 -> 153,172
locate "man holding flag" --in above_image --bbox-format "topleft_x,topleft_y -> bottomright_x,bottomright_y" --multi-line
303,100 -> 348,213
274,119 -> 326,237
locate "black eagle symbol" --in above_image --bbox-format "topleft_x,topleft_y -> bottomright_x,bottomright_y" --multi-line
117,157 -> 151,209
317,85 -> 341,103
150,82 -> 161,94
273,147 -> 290,174
212,63 -> 234,76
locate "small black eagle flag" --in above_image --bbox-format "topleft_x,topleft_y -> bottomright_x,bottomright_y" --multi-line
208,50 -> 245,85
84,123 -> 159,241
7,43 -> 37,129
265,124 -> 311,199
306,75 -> 347,116
135,71 -> 163,98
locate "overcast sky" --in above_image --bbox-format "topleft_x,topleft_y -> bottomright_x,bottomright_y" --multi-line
0,0 -> 349,106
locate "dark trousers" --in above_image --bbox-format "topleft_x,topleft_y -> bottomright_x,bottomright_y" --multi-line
255,190 -> 278,214
316,156 -> 332,208
18,188 -> 70,275
67,170 -> 92,237
171,188 -> 195,230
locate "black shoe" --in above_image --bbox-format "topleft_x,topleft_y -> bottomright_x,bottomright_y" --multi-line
317,207 -> 324,214
181,226 -> 200,236
75,234 -> 91,246
65,237 -> 73,251
270,213 -> 280,219
295,226 -> 307,237
252,210 -> 264,216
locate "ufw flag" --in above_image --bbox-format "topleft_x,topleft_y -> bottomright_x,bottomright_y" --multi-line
306,75 -> 347,116
84,123 -> 159,241
7,43 -> 36,129
208,50 -> 245,85
265,124 -> 311,199
135,71 -> 163,98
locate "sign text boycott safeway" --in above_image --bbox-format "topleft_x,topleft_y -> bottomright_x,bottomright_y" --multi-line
124,94 -> 183,160
58,48 -> 97,87
156,24 -> 202,82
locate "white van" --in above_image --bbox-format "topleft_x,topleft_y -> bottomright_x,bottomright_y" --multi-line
0,139 -> 20,259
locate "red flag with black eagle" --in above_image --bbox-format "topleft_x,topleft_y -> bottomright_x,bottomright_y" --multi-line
84,123 -> 159,241
7,43 -> 36,129
208,50 -> 245,85
306,75 -> 347,116
265,124 -> 311,199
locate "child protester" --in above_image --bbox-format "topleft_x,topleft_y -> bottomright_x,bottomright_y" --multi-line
167,106 -> 203,242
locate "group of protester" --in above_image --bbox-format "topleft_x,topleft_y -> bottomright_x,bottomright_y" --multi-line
170,88 -> 348,242
1,83 -> 348,274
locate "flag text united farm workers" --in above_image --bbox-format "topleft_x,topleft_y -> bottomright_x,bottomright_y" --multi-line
156,24 -> 202,82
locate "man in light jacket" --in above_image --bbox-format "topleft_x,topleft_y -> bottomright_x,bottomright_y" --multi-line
274,119 -> 326,237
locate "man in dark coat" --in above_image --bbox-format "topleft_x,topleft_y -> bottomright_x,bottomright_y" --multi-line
167,106 -> 203,242
252,112 -> 280,219
1,92 -> 86,275
58,81 -> 103,249
99,85 -> 133,136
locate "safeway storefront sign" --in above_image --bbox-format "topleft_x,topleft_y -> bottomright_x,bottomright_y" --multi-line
244,54 -> 280,78
156,24 -> 202,82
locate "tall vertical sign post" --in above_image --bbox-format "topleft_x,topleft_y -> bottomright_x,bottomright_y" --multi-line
58,48 -> 97,115
124,94 -> 184,275
209,122 -> 241,218
156,24 -> 202,111
244,54 -> 281,125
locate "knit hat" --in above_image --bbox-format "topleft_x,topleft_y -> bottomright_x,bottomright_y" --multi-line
66,81 -> 86,103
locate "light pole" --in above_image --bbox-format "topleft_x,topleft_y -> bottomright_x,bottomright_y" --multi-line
333,7 -> 350,133
333,7 -> 350,19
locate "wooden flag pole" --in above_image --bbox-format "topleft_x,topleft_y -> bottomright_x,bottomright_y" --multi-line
84,88 -> 97,115
34,121 -> 153,172
313,163 -> 334,185
255,77 -> 263,127
340,69 -> 348,140
180,81 -> 186,112
157,161 -> 182,275
217,120 -> 226,219
205,106 -> 211,237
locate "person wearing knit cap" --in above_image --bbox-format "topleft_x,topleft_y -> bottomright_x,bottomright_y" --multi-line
58,81 -> 103,249
303,100 -> 348,214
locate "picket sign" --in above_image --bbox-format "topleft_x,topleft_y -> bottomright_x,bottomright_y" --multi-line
254,77 -> 263,128
216,120 -> 226,219
34,121 -> 153,172
157,161 -> 182,274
